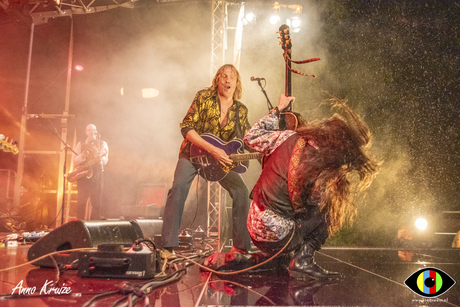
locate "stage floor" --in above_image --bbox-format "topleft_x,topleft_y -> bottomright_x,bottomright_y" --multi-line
0,237 -> 459,307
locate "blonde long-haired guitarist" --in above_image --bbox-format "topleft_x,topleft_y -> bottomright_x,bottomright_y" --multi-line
73,124 -> 108,220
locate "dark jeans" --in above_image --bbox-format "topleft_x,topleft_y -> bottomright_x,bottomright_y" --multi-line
77,172 -> 103,220
161,158 -> 252,251
251,204 -> 329,254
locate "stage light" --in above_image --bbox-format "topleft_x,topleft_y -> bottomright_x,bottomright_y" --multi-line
415,218 -> 428,230
245,12 -> 255,22
142,88 -> 159,98
241,12 -> 255,26
121,87 -> 159,98
291,16 -> 301,28
286,16 -> 301,32
270,15 -> 280,25
75,65 -> 84,71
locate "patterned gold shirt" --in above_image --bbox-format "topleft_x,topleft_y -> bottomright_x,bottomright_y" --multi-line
179,89 -> 250,157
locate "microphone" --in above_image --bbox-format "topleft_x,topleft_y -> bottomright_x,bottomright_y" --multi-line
250,76 -> 265,81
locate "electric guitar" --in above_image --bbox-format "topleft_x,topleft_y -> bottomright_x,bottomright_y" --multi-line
190,134 -> 262,182
0,135 -> 19,155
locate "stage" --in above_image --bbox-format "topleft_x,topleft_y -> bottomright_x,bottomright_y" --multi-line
0,234 -> 459,307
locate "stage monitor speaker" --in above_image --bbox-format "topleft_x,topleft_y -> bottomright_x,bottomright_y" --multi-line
130,219 -> 163,240
28,219 -> 162,267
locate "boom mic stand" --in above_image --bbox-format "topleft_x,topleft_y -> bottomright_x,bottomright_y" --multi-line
44,120 -> 77,226
254,79 -> 274,113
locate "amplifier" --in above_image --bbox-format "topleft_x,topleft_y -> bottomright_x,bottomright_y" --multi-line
78,244 -> 160,279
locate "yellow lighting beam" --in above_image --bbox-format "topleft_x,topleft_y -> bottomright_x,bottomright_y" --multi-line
273,2 -> 302,14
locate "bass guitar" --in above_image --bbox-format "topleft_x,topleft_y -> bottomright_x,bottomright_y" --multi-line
190,134 -> 261,182
0,135 -> 19,155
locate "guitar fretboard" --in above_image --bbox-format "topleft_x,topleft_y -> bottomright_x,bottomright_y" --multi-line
229,153 -> 262,162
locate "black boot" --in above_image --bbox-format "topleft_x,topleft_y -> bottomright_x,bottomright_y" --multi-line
288,244 -> 342,280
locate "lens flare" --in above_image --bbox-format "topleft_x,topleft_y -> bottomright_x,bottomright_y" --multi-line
415,218 -> 427,230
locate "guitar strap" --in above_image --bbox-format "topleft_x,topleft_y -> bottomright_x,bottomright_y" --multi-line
288,137 -> 306,212
234,105 -> 244,154
288,137 -> 319,212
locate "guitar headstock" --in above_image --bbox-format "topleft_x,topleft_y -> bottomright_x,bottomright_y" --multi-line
0,135 -> 19,155
278,24 -> 292,52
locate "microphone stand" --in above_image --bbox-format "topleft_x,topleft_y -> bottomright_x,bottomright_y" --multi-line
255,79 -> 274,113
44,120 -> 77,226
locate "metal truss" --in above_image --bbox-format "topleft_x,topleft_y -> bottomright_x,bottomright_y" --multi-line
210,0 -> 227,80
208,0 -> 227,250
206,181 -> 227,251
208,0 -> 245,250
2,0 -> 208,25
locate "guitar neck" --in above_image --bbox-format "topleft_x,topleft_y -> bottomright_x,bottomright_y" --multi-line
229,152 -> 261,162
285,33 -> 292,111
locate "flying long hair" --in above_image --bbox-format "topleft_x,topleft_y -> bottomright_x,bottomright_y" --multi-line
208,64 -> 243,100
296,98 -> 381,235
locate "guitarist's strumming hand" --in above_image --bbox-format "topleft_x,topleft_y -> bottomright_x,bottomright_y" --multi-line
278,94 -> 295,112
186,130 -> 232,167
209,146 -> 233,167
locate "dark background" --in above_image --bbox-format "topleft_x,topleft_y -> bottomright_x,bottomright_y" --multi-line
0,0 -> 459,246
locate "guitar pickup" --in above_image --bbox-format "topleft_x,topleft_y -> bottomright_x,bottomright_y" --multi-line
190,155 -> 210,167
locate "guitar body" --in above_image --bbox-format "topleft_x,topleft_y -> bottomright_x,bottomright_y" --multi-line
190,134 -> 252,182
280,111 -> 299,131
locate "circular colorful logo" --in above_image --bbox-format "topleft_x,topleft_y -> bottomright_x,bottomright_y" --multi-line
405,267 -> 455,298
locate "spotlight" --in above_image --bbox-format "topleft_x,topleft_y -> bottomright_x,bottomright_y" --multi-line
286,16 -> 301,32
291,16 -> 301,28
415,218 -> 428,230
121,87 -> 160,99
142,88 -> 159,98
74,65 -> 84,71
245,12 -> 255,22
270,15 -> 280,25
241,12 -> 255,27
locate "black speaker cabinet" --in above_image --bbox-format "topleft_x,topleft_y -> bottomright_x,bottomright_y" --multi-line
28,219 -> 163,267
131,219 -> 163,239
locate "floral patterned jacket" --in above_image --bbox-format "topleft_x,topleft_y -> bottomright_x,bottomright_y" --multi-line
243,108 -> 297,242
